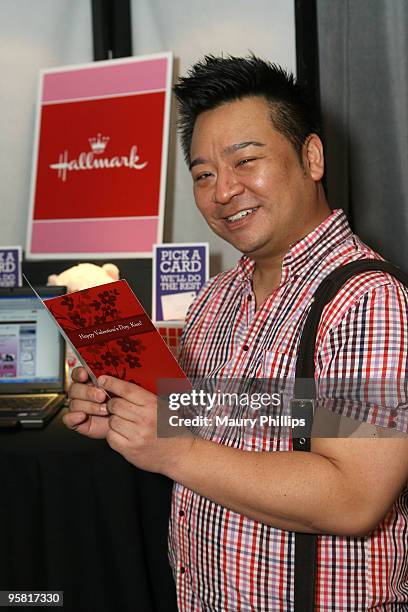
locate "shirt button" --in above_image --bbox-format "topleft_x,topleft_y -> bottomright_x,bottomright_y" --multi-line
247,294 -> 252,301
180,567 -> 186,574
179,510 -> 185,517
243,345 -> 249,351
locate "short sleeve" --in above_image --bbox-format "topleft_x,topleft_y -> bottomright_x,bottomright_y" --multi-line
314,283 -> 408,434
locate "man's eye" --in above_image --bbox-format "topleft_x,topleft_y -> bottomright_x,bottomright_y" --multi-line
237,158 -> 255,167
194,172 -> 212,182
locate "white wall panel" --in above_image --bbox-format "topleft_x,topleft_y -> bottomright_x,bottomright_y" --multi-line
0,0 -> 92,247
131,0 -> 296,272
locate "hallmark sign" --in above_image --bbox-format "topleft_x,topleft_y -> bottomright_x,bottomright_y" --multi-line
26,53 -> 172,259
50,134 -> 148,182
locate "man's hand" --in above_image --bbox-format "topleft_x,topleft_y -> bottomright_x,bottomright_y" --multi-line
63,366 -> 109,439
98,375 -> 195,475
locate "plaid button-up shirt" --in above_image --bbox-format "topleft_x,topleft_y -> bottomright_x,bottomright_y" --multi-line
169,209 -> 408,611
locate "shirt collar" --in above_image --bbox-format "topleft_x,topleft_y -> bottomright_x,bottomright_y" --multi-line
236,209 -> 353,285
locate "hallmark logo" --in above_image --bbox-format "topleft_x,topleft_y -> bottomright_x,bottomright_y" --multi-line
49,134 -> 148,182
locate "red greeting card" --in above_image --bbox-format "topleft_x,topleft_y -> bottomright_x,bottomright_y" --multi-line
43,280 -> 189,394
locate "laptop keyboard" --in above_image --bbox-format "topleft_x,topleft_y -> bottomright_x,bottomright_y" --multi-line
0,395 -> 56,412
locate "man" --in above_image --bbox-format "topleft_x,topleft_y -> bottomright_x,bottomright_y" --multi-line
65,56 -> 408,610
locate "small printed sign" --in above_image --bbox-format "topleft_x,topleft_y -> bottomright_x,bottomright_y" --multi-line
0,246 -> 22,287
153,243 -> 209,322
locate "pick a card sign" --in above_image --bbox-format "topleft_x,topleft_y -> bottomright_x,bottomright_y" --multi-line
0,247 -> 22,287
26,53 -> 172,259
153,243 -> 209,322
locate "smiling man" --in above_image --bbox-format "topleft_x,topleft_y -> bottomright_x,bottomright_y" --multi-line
188,93 -> 329,306
65,56 -> 408,611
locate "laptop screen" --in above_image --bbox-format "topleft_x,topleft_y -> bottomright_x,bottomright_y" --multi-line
0,287 -> 66,392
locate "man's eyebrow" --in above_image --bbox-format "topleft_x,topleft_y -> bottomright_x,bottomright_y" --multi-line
189,157 -> 207,171
224,140 -> 266,155
189,141 -> 265,171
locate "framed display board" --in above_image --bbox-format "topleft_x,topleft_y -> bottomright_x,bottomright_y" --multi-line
26,52 -> 172,259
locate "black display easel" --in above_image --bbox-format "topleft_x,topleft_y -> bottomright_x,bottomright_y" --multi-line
91,0 -> 132,60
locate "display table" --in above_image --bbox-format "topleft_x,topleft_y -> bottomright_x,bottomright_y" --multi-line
0,408 -> 177,612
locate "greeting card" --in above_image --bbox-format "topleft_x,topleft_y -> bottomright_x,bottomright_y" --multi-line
43,280 -> 188,394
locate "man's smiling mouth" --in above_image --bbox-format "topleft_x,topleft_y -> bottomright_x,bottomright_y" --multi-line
224,207 -> 259,223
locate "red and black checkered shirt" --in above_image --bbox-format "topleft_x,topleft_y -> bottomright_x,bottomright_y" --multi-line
169,209 -> 408,611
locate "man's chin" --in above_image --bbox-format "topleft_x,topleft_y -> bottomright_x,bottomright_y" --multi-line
209,225 -> 270,256
235,239 -> 270,256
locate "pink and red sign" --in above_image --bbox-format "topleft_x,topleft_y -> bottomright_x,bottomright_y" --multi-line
26,53 -> 172,259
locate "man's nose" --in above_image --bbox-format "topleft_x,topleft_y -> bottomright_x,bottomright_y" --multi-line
213,169 -> 244,204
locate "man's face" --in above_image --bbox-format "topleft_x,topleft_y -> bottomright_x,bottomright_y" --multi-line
189,96 -> 323,262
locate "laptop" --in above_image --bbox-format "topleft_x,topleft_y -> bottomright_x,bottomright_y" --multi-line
0,285 -> 67,429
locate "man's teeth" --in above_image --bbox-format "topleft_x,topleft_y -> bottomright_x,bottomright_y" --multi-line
225,207 -> 258,223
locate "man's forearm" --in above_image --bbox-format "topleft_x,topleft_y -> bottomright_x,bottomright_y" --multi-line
165,436 -> 375,536
95,376 -> 407,536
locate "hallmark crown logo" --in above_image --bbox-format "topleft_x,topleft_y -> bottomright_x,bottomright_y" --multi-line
88,133 -> 110,154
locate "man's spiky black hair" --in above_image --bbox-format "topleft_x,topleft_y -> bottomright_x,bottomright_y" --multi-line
173,54 -> 321,165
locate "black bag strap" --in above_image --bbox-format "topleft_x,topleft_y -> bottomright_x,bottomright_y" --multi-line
292,259 -> 408,612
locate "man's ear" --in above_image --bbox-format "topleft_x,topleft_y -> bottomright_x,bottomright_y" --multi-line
302,134 -> 324,181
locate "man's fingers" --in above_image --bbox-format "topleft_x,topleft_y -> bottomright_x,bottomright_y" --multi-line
97,375 -> 152,404
63,410 -> 89,430
71,366 -> 90,383
107,397 -> 149,421
67,378 -> 108,422
63,408 -> 110,439
108,414 -> 134,441
68,381 -> 106,403
70,398 -> 109,416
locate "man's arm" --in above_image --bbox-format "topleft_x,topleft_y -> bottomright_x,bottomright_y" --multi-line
66,280 -> 408,537
100,374 -> 408,538
102,281 -> 408,537
167,433 -> 408,536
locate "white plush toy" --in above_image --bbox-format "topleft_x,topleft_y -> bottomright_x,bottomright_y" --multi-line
47,262 -> 120,293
